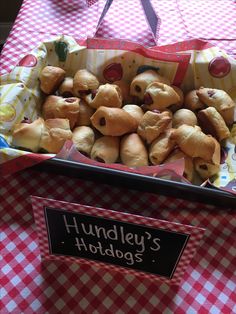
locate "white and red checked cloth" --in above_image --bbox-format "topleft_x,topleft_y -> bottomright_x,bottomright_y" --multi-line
1,0 -> 236,313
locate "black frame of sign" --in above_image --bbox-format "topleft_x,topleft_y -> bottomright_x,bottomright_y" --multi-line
32,158 -> 236,209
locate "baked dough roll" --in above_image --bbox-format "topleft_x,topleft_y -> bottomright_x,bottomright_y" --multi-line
149,130 -> 176,165
73,69 -> 99,97
172,109 -> 198,128
85,84 -> 122,109
42,95 -> 80,129
170,124 -> 216,161
184,90 -> 205,112
143,82 -> 180,111
130,70 -> 170,100
120,133 -> 148,167
168,86 -> 184,112
122,104 -> 144,124
198,107 -> 230,141
58,77 -> 74,97
39,118 -> 72,153
164,148 -> 194,182
39,66 -> 66,94
137,110 -> 172,144
91,136 -> 120,163
194,138 -> 221,180
72,126 -> 95,157
196,87 -> 235,125
90,106 -> 138,136
12,117 -> 44,152
76,100 -> 95,126
113,80 -> 132,104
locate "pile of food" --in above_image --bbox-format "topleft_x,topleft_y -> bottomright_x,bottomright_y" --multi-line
11,66 -> 235,183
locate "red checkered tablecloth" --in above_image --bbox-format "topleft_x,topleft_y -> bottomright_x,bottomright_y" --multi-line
1,0 -> 236,313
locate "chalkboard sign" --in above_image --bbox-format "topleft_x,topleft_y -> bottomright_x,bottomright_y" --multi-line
44,207 -> 189,279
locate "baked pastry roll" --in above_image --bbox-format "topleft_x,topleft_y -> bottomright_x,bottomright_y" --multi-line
170,125 -> 216,161
168,86 -> 184,112
76,100 -> 95,126
198,107 -> 230,141
149,130 -> 176,165
194,138 -> 221,180
12,117 -> 44,152
164,148 -> 194,182
91,136 -> 120,163
39,66 -> 66,94
40,118 -> 72,154
72,126 -> 95,157
172,109 -> 198,128
90,106 -> 138,136
143,82 -> 180,111
196,87 -> 235,125
58,77 -> 74,97
137,110 -> 172,144
73,69 -> 99,97
130,70 -> 170,100
122,104 -> 144,124
184,90 -> 205,112
85,84 -> 122,109
120,133 -> 148,167
114,80 -> 132,104
42,95 -> 80,129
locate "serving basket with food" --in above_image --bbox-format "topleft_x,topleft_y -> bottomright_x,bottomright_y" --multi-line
1,36 -> 236,206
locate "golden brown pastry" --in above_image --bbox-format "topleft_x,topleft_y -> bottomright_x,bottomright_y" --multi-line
42,95 -> 80,129
39,66 -> 66,94
194,138 -> 221,180
198,107 -> 230,141
85,84 -> 122,109
72,126 -> 95,157
130,70 -> 170,100
137,110 -> 172,144
172,109 -> 198,128
120,133 -> 148,167
113,80 -> 132,104
90,106 -> 138,136
168,86 -> 184,112
122,104 -> 144,124
164,148 -> 194,182
196,87 -> 235,125
39,118 -> 72,154
143,82 -> 180,111
58,77 -> 74,97
73,69 -> 99,97
149,129 -> 176,165
75,100 -> 95,126
12,117 -> 44,152
91,136 -> 120,163
184,90 -> 205,112
170,125 -> 216,161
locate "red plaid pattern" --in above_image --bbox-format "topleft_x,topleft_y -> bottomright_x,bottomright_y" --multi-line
1,0 -> 236,312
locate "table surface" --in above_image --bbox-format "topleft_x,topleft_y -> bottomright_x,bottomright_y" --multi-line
1,0 -> 236,313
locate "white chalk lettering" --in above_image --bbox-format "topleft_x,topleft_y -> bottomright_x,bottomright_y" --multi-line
94,225 -> 107,239
89,243 -> 98,254
135,253 -> 143,263
81,223 -> 95,236
150,238 -> 161,251
63,215 -> 80,234
134,234 -> 145,253
106,225 -> 118,241
75,237 -> 87,251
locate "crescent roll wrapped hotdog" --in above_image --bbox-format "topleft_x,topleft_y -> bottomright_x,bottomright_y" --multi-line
76,100 -> 95,126
91,136 -> 120,163
42,95 -> 80,129
58,77 -> 74,98
90,106 -> 138,136
120,133 -> 148,167
73,69 -> 99,97
72,126 -> 95,157
122,104 -> 144,124
39,66 -> 66,94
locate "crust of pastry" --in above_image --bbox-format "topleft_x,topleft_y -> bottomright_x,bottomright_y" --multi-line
75,100 -> 95,126
58,77 -> 74,97
184,90 -> 205,112
42,95 -> 80,129
120,133 -> 148,167
143,82 -> 180,111
72,126 -> 95,156
39,66 -> 66,94
137,110 -> 172,144
91,136 -> 120,163
122,104 -> 144,124
130,70 -> 170,100
90,106 -> 138,136
172,108 -> 198,128
73,69 -> 99,96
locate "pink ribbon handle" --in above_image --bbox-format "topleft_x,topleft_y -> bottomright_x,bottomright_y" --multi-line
93,0 -> 161,44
